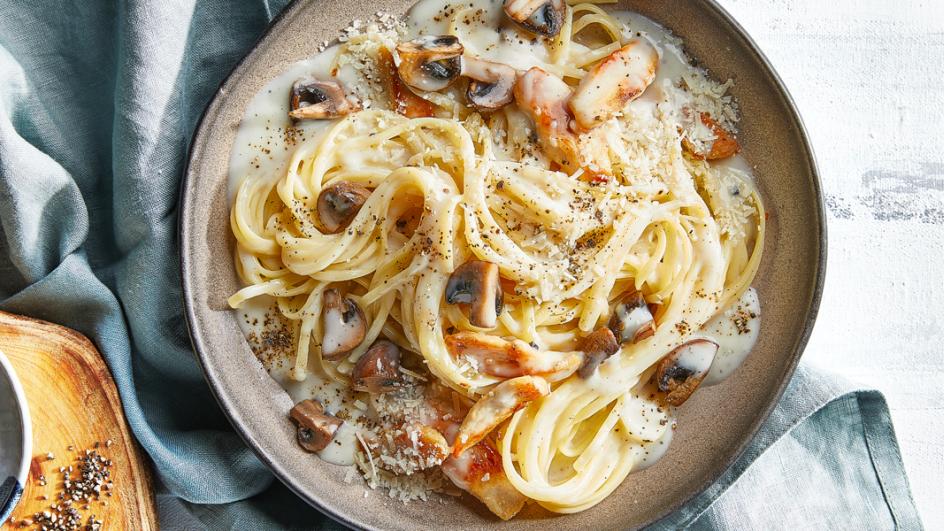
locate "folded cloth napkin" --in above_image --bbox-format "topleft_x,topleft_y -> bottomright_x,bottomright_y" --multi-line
0,1 -> 922,529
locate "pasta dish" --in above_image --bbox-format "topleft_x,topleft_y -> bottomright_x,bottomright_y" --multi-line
227,0 -> 764,520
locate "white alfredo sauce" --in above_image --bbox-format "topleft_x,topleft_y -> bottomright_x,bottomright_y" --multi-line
227,0 -> 761,476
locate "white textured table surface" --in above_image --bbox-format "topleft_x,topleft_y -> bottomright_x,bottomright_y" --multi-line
718,0 -> 943,525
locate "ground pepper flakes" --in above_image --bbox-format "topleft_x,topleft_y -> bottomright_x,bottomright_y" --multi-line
11,444 -> 116,530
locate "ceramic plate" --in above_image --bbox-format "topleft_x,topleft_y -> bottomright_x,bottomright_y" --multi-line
0,350 -> 31,523
180,1 -> 826,528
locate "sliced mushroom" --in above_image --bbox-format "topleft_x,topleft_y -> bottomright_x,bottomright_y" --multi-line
577,327 -> 620,378
289,399 -> 342,452
569,39 -> 659,130
503,0 -> 565,38
682,112 -> 740,160
608,291 -> 656,344
514,67 -> 581,172
445,260 -> 503,329
396,35 -> 464,93
288,79 -> 360,120
378,47 -> 436,118
462,56 -> 517,111
441,437 -> 527,521
317,182 -> 371,234
654,338 -> 719,406
445,332 -> 582,381
351,340 -> 402,393
321,289 -> 367,360
453,375 -> 549,456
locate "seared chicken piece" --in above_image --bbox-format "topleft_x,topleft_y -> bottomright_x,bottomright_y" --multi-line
453,375 -> 549,456
513,67 -> 582,172
682,112 -> 740,160
442,438 -> 527,520
569,39 -> 658,129
445,332 -> 582,380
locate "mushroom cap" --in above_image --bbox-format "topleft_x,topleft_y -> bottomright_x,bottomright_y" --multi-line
351,340 -> 402,393
608,290 -> 656,344
288,78 -> 360,120
445,260 -> 503,329
503,0 -> 565,38
289,399 -> 342,452
316,181 -> 371,234
396,35 -> 464,93
321,289 -> 367,360
462,57 -> 517,111
654,338 -> 719,406
577,327 -> 620,378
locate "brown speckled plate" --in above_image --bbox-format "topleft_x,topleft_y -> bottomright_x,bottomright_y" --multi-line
180,1 -> 826,529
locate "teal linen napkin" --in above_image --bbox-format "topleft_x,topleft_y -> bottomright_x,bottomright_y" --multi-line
0,1 -> 922,529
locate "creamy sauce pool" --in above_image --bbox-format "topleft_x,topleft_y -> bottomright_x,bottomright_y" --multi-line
228,0 -> 761,469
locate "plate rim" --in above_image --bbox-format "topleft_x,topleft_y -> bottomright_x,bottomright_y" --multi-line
178,0 -> 827,528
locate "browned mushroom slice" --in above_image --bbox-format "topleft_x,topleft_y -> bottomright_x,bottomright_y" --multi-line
441,438 -> 527,521
396,35 -> 464,93
462,56 -> 517,111
654,338 -> 719,406
321,289 -> 367,360
289,399 -> 342,452
351,340 -> 402,393
682,113 -> 740,160
445,260 -> 503,329
316,182 -> 371,234
453,375 -> 549,456
288,79 -> 360,120
569,39 -> 659,130
577,327 -> 620,378
608,291 -> 656,344
445,332 -> 582,380
503,0 -> 565,38
378,47 -> 436,118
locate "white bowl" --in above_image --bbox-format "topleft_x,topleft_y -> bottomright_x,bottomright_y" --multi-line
0,349 -> 30,523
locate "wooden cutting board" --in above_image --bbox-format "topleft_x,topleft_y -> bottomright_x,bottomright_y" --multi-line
0,311 -> 157,530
